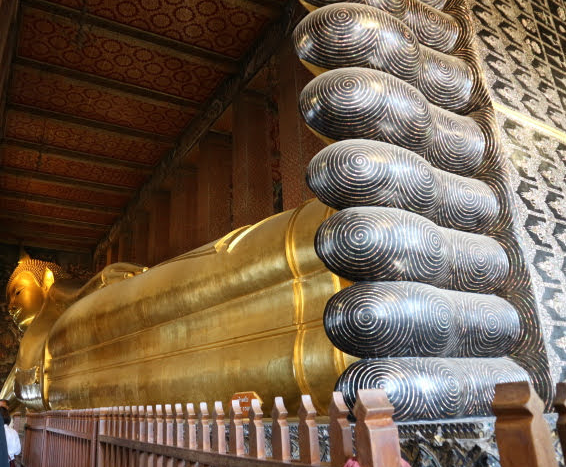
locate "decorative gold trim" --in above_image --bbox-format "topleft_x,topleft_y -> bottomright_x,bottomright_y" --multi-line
493,102 -> 566,144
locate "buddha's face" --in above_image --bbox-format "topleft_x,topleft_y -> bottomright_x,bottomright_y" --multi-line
6,271 -> 46,330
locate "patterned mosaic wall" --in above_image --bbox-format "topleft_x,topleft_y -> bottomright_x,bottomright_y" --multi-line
470,0 -> 566,383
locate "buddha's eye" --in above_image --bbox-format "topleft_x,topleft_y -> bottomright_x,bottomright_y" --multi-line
14,288 -> 23,296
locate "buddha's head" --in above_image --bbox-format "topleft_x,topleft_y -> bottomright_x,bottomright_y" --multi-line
6,255 -> 67,331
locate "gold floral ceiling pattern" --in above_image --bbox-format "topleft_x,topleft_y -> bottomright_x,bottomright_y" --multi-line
0,0 -> 289,252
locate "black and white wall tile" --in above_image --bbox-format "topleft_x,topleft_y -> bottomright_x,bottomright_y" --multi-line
471,0 -> 566,383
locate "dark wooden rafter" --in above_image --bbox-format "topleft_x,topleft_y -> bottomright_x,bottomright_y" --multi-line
0,0 -> 21,140
0,233 -> 94,253
1,228 -> 97,244
13,57 -> 199,108
1,167 -> 135,194
7,103 -> 174,143
22,0 -> 239,74
0,211 -> 110,229
3,138 -> 153,172
0,190 -> 122,214
237,0 -> 286,15
94,0 -> 304,259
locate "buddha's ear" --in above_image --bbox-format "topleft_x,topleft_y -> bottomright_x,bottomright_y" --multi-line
42,267 -> 55,293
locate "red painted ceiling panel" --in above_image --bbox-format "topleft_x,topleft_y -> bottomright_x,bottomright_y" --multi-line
5,110 -> 171,165
10,67 -> 196,136
0,174 -> 130,208
0,197 -> 118,224
2,146 -> 149,188
0,219 -> 102,239
18,7 -> 226,100
45,0 -> 272,58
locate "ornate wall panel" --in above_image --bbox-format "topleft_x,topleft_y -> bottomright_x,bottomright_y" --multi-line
294,0 -> 552,420
469,0 -> 566,385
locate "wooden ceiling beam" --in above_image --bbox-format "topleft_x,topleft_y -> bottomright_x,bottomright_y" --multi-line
94,0 -> 304,259
3,138 -> 153,172
22,0 -> 238,74
1,227 -> 97,244
0,190 -> 122,214
0,0 -> 21,140
0,211 -> 110,230
1,166 -> 135,194
13,57 -> 199,109
7,103 -> 173,143
0,233 -> 93,253
239,0 -> 285,15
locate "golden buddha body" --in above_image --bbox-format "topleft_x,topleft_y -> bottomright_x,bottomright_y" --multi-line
2,200 -> 354,414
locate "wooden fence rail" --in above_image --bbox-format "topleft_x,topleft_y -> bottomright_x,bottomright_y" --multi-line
17,389 -> 402,467
15,382 -> 566,467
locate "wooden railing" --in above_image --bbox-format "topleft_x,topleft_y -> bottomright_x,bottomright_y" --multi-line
18,389 -> 402,467
16,382 -> 566,467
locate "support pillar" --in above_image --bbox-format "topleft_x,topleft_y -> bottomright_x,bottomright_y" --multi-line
106,242 -> 118,266
195,133 -> 233,246
132,210 -> 149,266
232,92 -> 274,227
277,38 -> 325,211
117,231 -> 132,262
169,168 -> 199,256
148,191 -> 171,265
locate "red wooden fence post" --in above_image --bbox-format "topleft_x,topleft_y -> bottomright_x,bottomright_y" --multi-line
271,397 -> 290,461
329,392 -> 353,467
248,399 -> 265,460
298,394 -> 320,465
554,382 -> 566,459
198,402 -> 211,452
493,381 -> 558,467
212,401 -> 226,454
353,389 -> 401,467
229,399 -> 244,456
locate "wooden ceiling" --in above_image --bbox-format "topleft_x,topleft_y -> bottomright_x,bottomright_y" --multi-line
0,0 -> 295,254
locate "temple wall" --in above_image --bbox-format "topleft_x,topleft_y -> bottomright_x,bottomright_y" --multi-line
470,0 -> 566,383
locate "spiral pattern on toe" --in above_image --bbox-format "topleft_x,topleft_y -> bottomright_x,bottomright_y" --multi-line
324,281 -> 521,359
300,0 -> 459,53
451,292 -> 521,357
300,68 -> 434,153
294,4 -> 421,83
315,207 -> 509,291
294,4 -> 473,112
427,107 -> 485,176
300,68 -> 486,175
306,140 -> 499,232
458,358 -> 530,416
416,46 -> 473,112
435,170 -> 499,232
335,357 -> 529,420
446,229 -> 509,293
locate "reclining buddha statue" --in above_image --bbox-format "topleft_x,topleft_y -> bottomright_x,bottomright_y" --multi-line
1,0 -> 553,420
2,201 -> 355,414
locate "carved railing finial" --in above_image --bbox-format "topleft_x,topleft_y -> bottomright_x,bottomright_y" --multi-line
493,381 -> 558,467
271,396 -> 290,461
353,389 -> 401,467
